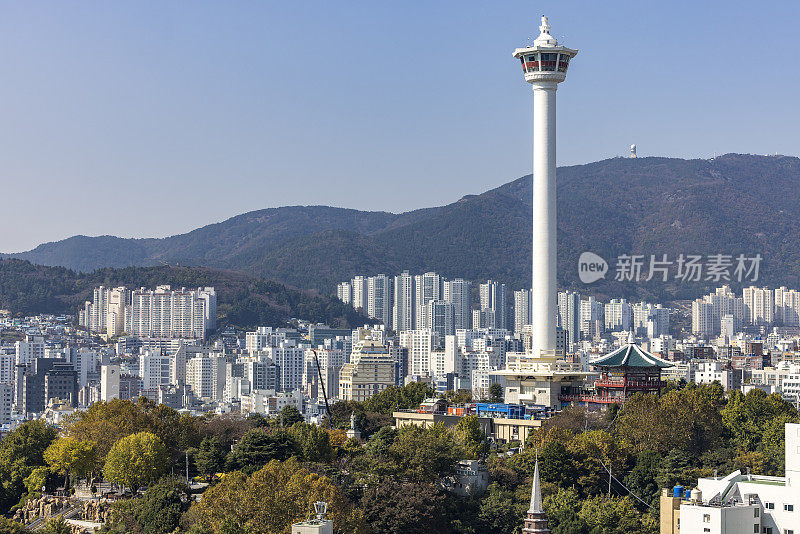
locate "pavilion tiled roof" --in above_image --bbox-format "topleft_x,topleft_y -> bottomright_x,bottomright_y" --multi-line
590,343 -> 673,369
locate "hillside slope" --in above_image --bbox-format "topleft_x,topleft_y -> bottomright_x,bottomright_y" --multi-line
0,259 -> 371,329
7,154 -> 800,299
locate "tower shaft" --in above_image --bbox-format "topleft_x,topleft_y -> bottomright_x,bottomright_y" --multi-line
531,82 -> 557,357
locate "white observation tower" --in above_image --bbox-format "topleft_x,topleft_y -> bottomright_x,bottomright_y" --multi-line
513,16 -> 577,359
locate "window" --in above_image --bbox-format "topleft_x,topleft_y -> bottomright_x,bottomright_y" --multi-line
763,528 -> 773,534
754,525 -> 759,533
785,504 -> 794,512
755,509 -> 760,517
766,502 -> 775,510
540,53 -> 558,71
703,514 -> 711,522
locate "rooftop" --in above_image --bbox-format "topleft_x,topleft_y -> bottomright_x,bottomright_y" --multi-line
591,343 -> 673,369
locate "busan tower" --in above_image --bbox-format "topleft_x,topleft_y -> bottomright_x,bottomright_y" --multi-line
513,17 -> 577,359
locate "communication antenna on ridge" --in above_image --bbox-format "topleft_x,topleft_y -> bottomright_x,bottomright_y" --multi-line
629,144 -> 637,158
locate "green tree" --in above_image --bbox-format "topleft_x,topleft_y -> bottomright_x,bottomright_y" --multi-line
287,423 -> 332,463
365,426 -> 396,458
361,481 -> 449,534
226,429 -> 298,474
0,420 -> 57,513
624,450 -> 661,506
0,517 -> 25,534
38,517 -> 71,534
477,483 -> 523,534
488,383 -> 504,403
544,488 -> 584,533
193,437 -> 225,482
279,405 -> 304,427
454,416 -> 488,460
722,389 -> 797,452
103,432 -> 168,493
105,477 -> 190,534
390,423 -> 459,483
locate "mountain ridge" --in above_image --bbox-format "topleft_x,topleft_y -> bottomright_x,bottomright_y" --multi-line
6,154 -> 800,300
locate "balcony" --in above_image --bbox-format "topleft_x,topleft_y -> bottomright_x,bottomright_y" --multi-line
594,379 -> 666,389
559,394 -> 622,405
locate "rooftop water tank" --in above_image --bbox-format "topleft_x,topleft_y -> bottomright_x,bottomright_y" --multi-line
672,485 -> 684,498
691,488 -> 702,503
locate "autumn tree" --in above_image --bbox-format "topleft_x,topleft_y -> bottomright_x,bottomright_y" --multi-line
103,432 -> 168,493
186,458 -> 366,534
44,437 -> 98,487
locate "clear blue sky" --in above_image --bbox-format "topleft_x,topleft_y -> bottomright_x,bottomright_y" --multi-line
2,1 -> 799,252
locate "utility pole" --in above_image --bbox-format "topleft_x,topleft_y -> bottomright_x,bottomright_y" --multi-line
185,450 -> 189,485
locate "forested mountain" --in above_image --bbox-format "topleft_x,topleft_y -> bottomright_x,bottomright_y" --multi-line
6,154 -> 800,300
0,259 -> 371,329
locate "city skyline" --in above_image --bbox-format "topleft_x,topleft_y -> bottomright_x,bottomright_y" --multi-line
2,2 -> 800,252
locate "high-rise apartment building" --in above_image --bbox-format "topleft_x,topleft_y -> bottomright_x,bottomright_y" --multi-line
557,291 -> 580,346
775,286 -> 800,326
139,350 -> 172,390
128,286 -> 215,339
415,272 -> 442,329
692,299 -> 714,336
514,289 -> 533,335
743,286 -> 774,325
604,299 -> 631,332
580,296 -> 604,339
351,276 -> 368,311
479,280 -> 507,330
425,300 -> 454,341
367,274 -> 392,327
106,287 -> 128,337
399,329 -> 438,377
15,335 -> 44,366
336,281 -> 353,305
444,279 -> 472,332
0,383 -> 11,425
186,355 -> 227,401
393,271 -> 415,333
265,343 -> 306,392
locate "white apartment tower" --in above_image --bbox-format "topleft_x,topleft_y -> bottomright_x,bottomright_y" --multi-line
393,271 -> 415,332
367,274 -> 392,327
351,276 -> 368,311
479,280 -> 507,330
106,287 -> 128,338
514,289 -> 533,335
743,286 -> 774,325
692,298 -> 714,336
336,281 -> 352,305
557,291 -> 580,346
580,296 -> 604,339
513,16 -> 577,357
414,272 -> 442,329
604,299 -> 631,333
444,279 -> 472,332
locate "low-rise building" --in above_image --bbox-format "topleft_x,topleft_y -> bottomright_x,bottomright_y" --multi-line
660,422 -> 799,534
